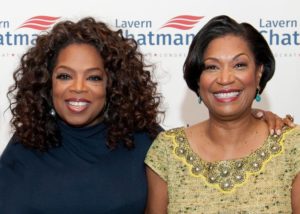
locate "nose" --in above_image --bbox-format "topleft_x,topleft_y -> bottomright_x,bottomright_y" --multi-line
216,68 -> 234,85
70,77 -> 87,93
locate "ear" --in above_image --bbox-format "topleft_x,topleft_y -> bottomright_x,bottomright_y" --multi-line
255,65 -> 263,86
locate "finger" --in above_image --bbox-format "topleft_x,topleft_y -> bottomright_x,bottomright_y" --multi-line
263,111 -> 275,135
283,118 -> 295,128
286,114 -> 294,122
274,116 -> 284,135
252,108 -> 264,119
283,115 -> 296,128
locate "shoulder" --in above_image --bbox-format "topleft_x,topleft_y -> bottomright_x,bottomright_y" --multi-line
282,125 -> 300,150
0,135 -> 38,167
281,125 -> 300,175
282,125 -> 300,146
147,127 -> 186,152
132,127 -> 164,150
280,126 -> 300,161
156,127 -> 185,140
0,135 -> 28,183
145,127 -> 185,178
1,135 -> 22,161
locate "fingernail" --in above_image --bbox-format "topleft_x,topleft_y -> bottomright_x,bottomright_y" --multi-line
270,129 -> 274,135
276,129 -> 281,135
256,111 -> 263,117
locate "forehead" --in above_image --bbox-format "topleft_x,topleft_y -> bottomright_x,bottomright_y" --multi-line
50,44 -> 107,81
54,43 -> 105,69
204,35 -> 253,58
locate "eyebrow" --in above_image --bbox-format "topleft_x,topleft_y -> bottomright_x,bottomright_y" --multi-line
54,65 -> 105,74
233,53 -> 249,61
203,53 -> 249,62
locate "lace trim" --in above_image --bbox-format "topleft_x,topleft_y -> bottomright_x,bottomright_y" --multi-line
167,127 -> 293,193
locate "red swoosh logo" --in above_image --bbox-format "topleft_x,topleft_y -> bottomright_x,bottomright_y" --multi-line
17,16 -> 61,31
160,15 -> 204,30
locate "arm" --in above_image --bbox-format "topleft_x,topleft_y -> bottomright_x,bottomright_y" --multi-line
292,173 -> 300,213
145,166 -> 168,214
252,109 -> 295,135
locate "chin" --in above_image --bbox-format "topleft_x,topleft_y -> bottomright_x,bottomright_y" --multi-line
215,110 -> 249,121
67,121 -> 89,127
61,117 -> 89,127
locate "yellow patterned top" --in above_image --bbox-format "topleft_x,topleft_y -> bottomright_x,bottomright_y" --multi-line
145,126 -> 300,214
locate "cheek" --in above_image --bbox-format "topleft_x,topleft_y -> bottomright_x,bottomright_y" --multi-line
91,84 -> 107,99
238,72 -> 257,88
92,76 -> 108,98
198,74 -> 214,92
51,81 -> 69,110
52,81 -> 66,97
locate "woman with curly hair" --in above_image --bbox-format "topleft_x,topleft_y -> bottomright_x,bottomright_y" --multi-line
0,16 -> 293,213
0,17 -> 162,213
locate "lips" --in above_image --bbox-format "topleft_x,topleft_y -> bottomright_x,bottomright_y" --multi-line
213,90 -> 241,103
65,98 -> 91,113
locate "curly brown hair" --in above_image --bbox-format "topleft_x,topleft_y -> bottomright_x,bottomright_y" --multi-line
7,17 -> 163,151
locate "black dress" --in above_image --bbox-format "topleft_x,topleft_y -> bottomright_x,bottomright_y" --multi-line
0,121 -> 155,213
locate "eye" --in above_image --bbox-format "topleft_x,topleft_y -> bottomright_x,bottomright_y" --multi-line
204,64 -> 218,72
234,63 -> 247,70
87,75 -> 102,81
56,73 -> 71,80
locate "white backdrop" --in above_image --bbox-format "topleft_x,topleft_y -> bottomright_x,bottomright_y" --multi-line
1,0 -> 300,153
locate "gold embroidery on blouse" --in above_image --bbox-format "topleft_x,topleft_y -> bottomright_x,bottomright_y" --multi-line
166,127 -> 293,193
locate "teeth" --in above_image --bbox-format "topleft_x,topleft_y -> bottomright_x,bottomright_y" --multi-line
214,92 -> 240,99
68,101 -> 88,106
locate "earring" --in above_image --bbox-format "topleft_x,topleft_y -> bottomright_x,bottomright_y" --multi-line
255,89 -> 261,102
50,108 -> 56,117
255,93 -> 261,102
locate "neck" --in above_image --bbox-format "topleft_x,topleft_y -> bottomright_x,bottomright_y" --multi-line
204,112 -> 265,147
186,110 -> 270,161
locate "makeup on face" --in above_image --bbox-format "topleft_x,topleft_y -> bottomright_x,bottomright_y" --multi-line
52,44 -> 108,127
